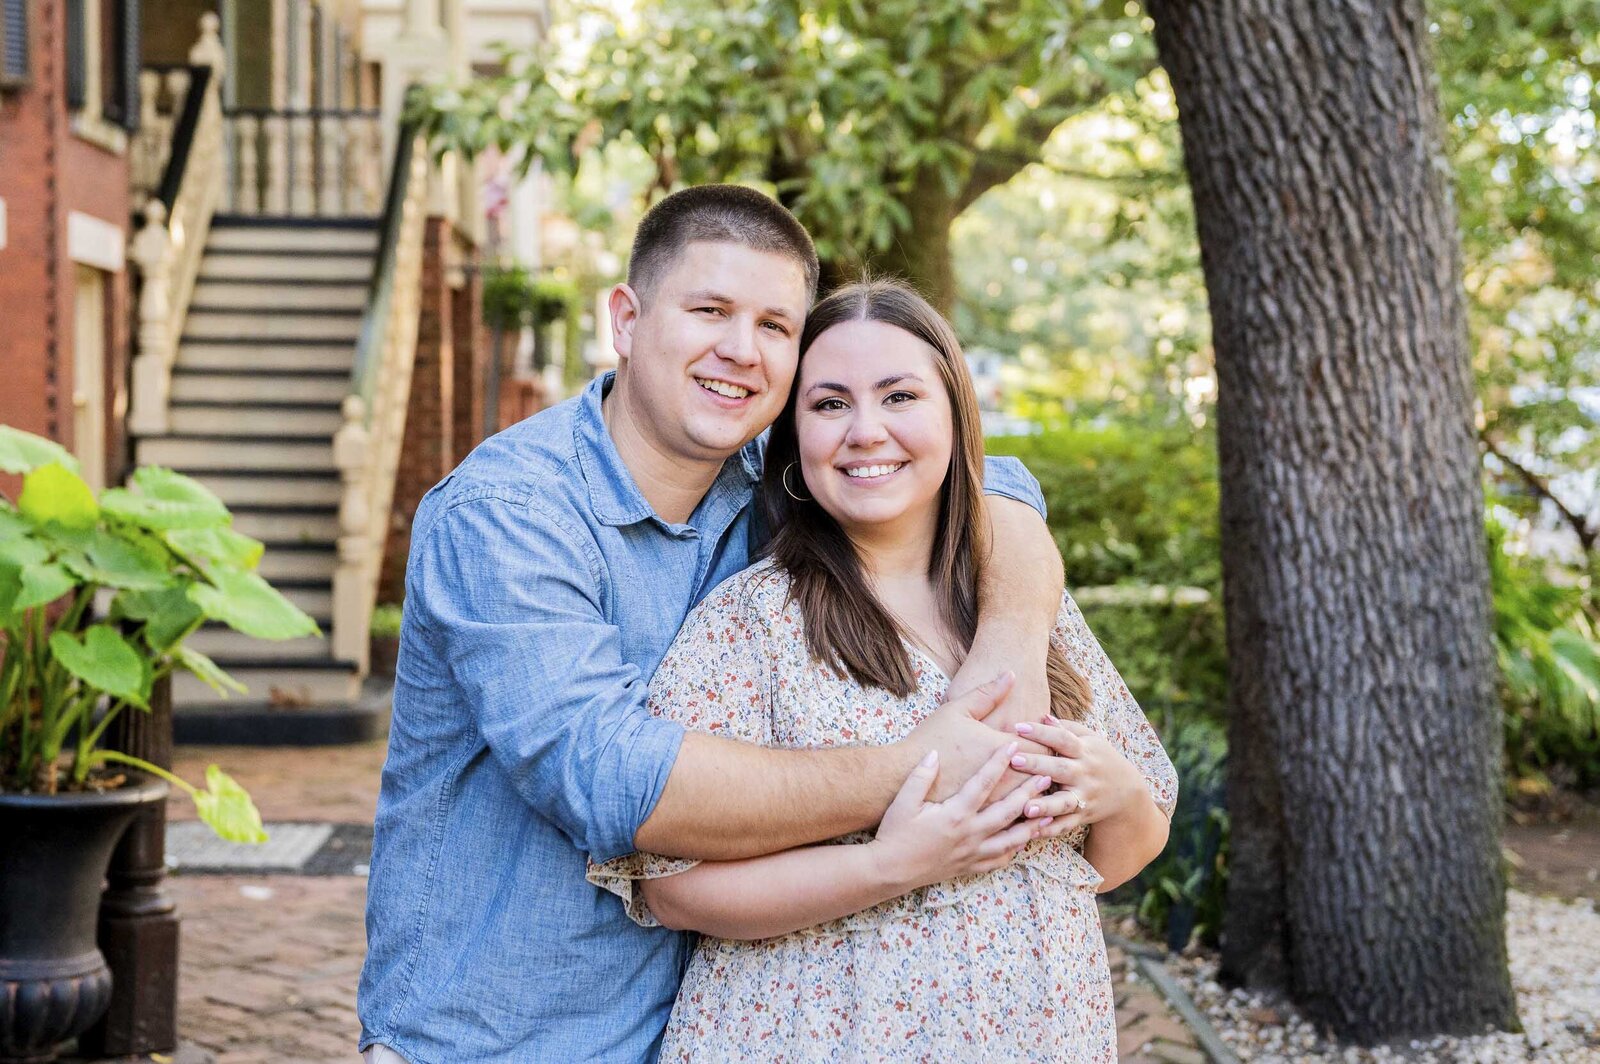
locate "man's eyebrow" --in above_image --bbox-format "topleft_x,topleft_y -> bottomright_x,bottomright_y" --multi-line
681,289 -> 800,322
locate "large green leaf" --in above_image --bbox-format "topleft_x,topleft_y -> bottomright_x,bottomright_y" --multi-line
0,506 -> 31,541
15,562 -> 77,611
191,765 -> 268,843
0,533 -> 49,570
59,528 -> 172,591
0,426 -> 80,475
47,624 -> 152,708
115,584 -> 205,652
165,526 -> 265,572
19,464 -> 99,530
100,467 -> 229,531
0,562 -> 21,620
187,570 -> 320,640
174,644 -> 248,696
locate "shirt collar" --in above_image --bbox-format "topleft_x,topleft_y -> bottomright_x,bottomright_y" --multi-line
573,372 -> 760,529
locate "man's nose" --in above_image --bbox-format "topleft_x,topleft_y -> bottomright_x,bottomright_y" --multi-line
715,318 -> 761,366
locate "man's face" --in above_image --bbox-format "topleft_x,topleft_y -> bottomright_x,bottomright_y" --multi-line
612,241 -> 808,465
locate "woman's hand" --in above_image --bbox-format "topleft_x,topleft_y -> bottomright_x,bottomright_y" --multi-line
1009,717 -> 1150,838
866,742 -> 1051,894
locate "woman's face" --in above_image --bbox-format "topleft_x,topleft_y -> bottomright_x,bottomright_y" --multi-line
794,319 -> 954,543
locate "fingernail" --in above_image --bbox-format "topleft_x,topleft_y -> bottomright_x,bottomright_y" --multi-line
1040,817 -> 1054,827
920,750 -> 938,767
1026,804 -> 1040,817
1005,741 -> 1019,756
1014,722 -> 1033,735
1011,755 -> 1027,768
1034,775 -> 1051,791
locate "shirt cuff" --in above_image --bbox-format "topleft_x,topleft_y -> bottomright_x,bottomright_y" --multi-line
588,714 -> 686,865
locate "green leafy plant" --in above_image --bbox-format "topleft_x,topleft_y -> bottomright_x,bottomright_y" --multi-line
369,602 -> 404,640
0,426 -> 320,841
1112,714 -> 1229,951
1489,519 -> 1600,792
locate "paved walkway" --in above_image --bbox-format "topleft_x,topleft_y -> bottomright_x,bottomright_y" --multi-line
85,741 -> 1206,1063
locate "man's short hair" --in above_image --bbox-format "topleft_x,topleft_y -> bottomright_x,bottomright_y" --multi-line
627,184 -> 820,306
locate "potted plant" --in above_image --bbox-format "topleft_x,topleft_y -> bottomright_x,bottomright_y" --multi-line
0,425 -> 316,1063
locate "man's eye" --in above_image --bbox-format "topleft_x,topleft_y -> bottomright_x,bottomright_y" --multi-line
761,321 -> 789,335
695,306 -> 725,316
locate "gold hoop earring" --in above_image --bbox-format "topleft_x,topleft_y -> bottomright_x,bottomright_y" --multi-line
782,462 -> 812,503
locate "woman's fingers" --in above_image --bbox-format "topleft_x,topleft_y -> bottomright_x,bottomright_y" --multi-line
945,741 -> 1019,815
975,818 -> 1037,861
973,773 -> 1050,833
1021,786 -> 1089,821
1012,719 -> 1085,759
885,749 -> 941,822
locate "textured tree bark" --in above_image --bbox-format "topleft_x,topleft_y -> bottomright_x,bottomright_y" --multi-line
874,169 -> 958,314
1145,0 -> 1517,1041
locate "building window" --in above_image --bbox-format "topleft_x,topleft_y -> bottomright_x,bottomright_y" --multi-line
65,0 -> 138,134
0,0 -> 27,88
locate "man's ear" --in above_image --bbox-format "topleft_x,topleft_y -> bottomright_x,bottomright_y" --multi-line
608,283 -> 643,365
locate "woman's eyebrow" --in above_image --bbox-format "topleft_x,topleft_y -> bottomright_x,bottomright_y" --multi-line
805,373 -> 928,398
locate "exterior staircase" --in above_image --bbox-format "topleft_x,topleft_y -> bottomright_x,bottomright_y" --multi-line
135,217 -> 378,710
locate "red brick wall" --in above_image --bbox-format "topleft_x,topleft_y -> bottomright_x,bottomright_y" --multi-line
0,0 -> 131,488
449,234 -> 485,467
379,217 -> 458,604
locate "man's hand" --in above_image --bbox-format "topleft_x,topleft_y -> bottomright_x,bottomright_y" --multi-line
900,673 -> 1051,802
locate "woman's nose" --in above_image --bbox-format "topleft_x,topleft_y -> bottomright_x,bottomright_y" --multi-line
845,410 -> 888,447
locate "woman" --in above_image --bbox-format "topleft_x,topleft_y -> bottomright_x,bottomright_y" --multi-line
590,279 -> 1177,1062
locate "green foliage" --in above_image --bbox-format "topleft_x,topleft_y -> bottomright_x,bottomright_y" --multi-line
0,427 -> 316,840
1489,519 -> 1600,789
989,421 -> 1228,720
370,602 -> 404,639
1111,715 -> 1229,950
482,266 -> 581,332
417,0 -> 1153,286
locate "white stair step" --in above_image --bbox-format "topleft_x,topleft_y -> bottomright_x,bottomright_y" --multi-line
179,342 -> 353,373
190,281 -> 368,312
184,310 -> 362,342
198,254 -> 371,282
187,629 -> 331,661
136,437 -> 334,471
189,473 -> 341,508
173,665 -> 358,705
169,405 -> 342,438
206,226 -> 378,254
170,373 -> 348,405
257,548 -> 336,583
278,585 -> 332,618
231,509 -> 339,543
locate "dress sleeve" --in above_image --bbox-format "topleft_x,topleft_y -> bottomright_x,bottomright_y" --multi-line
586,571 -> 778,926
1051,591 -> 1179,818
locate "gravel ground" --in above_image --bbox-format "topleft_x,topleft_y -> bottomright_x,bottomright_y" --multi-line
1167,890 -> 1600,1062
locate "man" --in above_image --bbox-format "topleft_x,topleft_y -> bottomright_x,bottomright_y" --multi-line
358,186 -> 1074,1063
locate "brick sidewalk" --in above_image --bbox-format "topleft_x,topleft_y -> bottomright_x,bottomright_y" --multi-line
111,743 -> 1206,1063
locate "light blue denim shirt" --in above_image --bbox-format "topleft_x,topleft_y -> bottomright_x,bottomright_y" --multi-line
357,373 -> 1046,1064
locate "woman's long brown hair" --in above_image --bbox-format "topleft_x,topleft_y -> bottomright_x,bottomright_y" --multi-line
761,279 -> 1091,720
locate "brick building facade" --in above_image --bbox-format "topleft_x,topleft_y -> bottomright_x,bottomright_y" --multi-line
0,0 -> 136,493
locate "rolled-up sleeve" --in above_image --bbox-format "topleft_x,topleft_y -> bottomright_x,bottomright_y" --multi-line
981,455 -> 1047,519
408,495 -> 685,863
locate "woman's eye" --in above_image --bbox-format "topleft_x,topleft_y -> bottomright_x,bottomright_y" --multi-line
885,391 -> 916,405
815,398 -> 847,412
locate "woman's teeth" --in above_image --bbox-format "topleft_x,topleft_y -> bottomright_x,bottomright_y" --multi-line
697,379 -> 751,399
845,463 -> 905,479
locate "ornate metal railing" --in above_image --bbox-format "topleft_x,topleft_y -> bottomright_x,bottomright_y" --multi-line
128,15 -> 226,437
223,106 -> 382,217
330,114 -> 428,669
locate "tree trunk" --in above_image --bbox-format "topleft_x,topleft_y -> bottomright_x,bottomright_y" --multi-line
869,169 -> 958,315
1145,0 -> 1517,1042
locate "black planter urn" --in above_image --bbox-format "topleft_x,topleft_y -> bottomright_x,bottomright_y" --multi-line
0,777 -> 168,1064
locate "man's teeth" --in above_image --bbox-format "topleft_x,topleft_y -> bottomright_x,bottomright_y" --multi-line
845,463 -> 905,479
697,379 -> 750,399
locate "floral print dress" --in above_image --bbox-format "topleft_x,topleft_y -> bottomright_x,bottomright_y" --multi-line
588,560 -> 1178,1063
